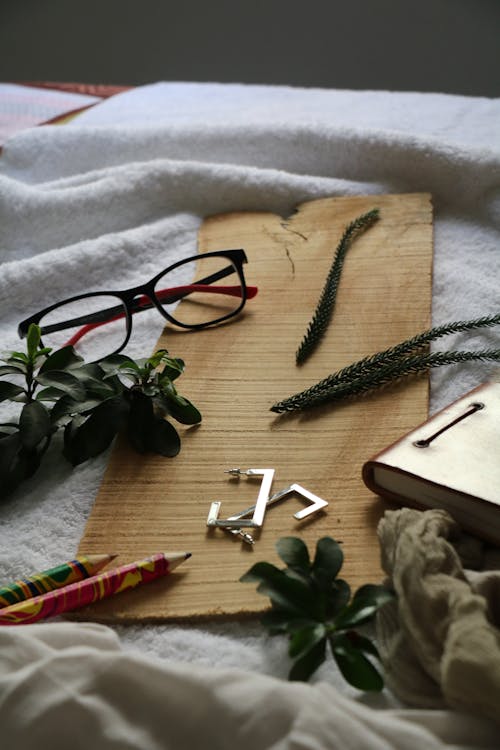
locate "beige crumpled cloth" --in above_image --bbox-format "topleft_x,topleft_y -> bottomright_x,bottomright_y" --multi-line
376,508 -> 500,724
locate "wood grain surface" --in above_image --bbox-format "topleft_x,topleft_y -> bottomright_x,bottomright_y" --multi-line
76,193 -> 433,622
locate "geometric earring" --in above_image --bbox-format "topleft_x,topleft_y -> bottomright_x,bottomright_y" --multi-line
206,468 -> 328,545
206,468 -> 275,530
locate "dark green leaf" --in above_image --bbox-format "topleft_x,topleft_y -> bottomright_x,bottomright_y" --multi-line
288,637 -> 327,681
36,386 -> 67,401
0,448 -> 28,500
50,395 -> 107,425
240,560 -> 281,583
289,624 -> 326,658
19,401 -> 52,449
240,561 -> 318,616
39,346 -> 83,373
26,324 -> 41,359
0,423 -> 19,437
312,537 -> 344,583
324,578 -> 351,618
35,371 -> 86,401
34,348 -> 52,362
0,429 -> 48,498
0,381 -> 25,402
0,432 -> 21,477
142,383 -> 159,398
98,354 -> 138,377
257,571 -> 321,619
80,365 -> 123,395
63,396 -> 129,465
158,356 -> 185,382
70,363 -> 105,379
8,351 -> 29,363
0,364 -> 27,376
160,390 -> 202,425
276,537 -> 310,572
259,609 -> 316,634
147,417 -> 181,457
283,567 -> 313,586
114,365 -> 142,382
127,391 -> 155,453
22,443 -> 48,479
148,349 -> 181,372
334,584 -> 393,629
102,354 -> 137,368
80,377 -> 117,400
329,633 -> 384,691
33,354 -> 48,371
259,609 -> 290,633
129,357 -> 150,371
343,631 -> 380,660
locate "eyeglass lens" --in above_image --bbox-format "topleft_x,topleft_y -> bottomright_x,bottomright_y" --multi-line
153,254 -> 244,327
38,294 -> 129,361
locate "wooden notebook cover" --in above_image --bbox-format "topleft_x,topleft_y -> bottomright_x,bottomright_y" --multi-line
77,193 -> 432,622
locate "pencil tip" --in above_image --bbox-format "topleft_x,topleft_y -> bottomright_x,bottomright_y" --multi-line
185,552 -> 192,559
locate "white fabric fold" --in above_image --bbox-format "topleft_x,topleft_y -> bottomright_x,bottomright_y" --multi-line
1,622 -> 499,750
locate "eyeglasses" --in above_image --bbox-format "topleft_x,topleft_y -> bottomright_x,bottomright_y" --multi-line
18,249 -> 258,360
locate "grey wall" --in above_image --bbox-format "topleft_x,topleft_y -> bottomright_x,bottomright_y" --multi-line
1,0 -> 499,96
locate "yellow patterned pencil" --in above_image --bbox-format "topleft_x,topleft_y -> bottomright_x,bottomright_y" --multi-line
0,553 -> 117,608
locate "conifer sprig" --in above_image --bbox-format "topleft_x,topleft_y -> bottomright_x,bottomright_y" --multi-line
273,313 -> 500,413
295,208 -> 380,365
304,312 -> 500,395
316,314 -> 500,390
272,348 -> 500,413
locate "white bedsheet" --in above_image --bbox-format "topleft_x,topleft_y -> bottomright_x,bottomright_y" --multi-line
0,82 -> 499,748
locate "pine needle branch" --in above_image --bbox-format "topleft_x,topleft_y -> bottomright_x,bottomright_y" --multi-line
307,312 -> 500,394
295,208 -> 380,365
271,349 -> 500,413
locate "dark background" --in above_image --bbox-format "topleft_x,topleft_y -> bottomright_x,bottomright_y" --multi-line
1,0 -> 499,96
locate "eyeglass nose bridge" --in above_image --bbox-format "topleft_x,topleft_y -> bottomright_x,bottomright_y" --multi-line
125,283 -> 181,329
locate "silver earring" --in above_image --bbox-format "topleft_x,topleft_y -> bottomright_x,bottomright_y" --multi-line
207,468 -> 275,530
206,468 -> 328,544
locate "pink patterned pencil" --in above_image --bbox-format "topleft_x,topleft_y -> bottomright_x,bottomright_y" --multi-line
0,552 -> 191,625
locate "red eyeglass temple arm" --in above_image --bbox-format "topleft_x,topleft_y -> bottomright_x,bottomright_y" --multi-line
64,283 -> 258,348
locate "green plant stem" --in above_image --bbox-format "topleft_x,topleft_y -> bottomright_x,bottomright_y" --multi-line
295,208 -> 380,365
25,362 -> 35,402
271,348 -> 500,413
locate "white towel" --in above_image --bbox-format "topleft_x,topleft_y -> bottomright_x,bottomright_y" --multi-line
0,82 -> 499,748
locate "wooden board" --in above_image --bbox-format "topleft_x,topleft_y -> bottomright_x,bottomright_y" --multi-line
77,193 -> 433,622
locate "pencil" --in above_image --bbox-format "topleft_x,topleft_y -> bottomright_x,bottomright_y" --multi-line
0,553 -> 117,608
0,552 -> 191,626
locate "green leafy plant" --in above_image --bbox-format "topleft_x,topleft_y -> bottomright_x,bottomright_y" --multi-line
241,536 -> 393,690
273,313 -> 500,413
0,325 -> 201,498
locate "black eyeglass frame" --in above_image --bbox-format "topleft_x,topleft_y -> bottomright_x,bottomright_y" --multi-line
18,248 -> 251,355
